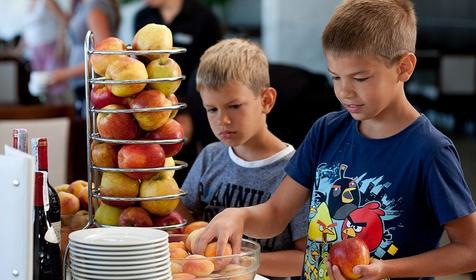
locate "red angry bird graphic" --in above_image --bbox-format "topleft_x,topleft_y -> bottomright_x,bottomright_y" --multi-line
341,202 -> 384,251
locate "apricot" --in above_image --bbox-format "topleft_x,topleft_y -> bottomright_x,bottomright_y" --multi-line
169,241 -> 186,250
185,227 -> 206,252
172,273 -> 196,280
184,221 -> 208,234
170,247 -> 189,259
182,255 -> 215,277
171,261 -> 183,273
204,242 -> 233,271
67,180 -> 88,198
239,256 -> 255,267
54,184 -> 69,193
58,191 -> 80,215
220,264 -> 247,275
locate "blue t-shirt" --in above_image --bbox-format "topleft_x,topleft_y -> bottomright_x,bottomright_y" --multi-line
285,110 -> 475,280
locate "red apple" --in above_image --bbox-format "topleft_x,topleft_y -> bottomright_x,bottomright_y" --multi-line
90,84 -> 125,109
145,119 -> 184,157
329,238 -> 370,280
90,37 -> 127,76
118,143 -> 166,180
96,104 -> 138,140
129,90 -> 172,131
119,206 -> 153,227
152,211 -> 184,233
91,141 -> 118,167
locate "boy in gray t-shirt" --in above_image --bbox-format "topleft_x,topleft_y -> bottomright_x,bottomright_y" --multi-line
179,38 -> 309,279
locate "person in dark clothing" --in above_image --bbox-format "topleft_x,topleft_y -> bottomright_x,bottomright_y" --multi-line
134,0 -> 222,186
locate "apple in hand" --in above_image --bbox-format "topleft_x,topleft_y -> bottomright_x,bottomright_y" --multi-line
91,141 -> 118,168
329,238 -> 370,280
90,84 -> 125,109
119,206 -> 153,227
96,104 -> 138,140
90,37 -> 127,76
132,23 -> 173,62
146,57 -> 182,96
152,210 -> 184,233
129,90 -> 172,131
140,176 -> 180,216
118,143 -> 166,180
105,56 -> 148,97
145,119 -> 184,157
99,172 -> 139,208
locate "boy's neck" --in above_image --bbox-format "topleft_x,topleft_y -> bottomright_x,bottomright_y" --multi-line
232,130 -> 287,162
359,97 -> 420,139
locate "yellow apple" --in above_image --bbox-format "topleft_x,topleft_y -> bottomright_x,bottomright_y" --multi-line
132,23 -> 173,62
99,172 -> 139,208
140,176 -> 180,215
146,58 -> 182,96
105,56 -> 148,97
158,157 -> 175,179
94,203 -> 122,226
90,37 -> 127,76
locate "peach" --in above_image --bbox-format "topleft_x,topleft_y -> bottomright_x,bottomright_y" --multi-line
182,255 -> 214,277
204,242 -> 233,271
58,191 -> 80,215
184,221 -> 208,234
78,187 -> 89,210
172,273 -> 196,280
54,184 -> 69,193
185,227 -> 206,252
220,264 -> 248,275
170,247 -> 189,259
67,180 -> 87,198
169,241 -> 186,250
171,261 -> 183,273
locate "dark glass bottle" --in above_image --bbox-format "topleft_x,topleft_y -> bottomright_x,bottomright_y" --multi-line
31,137 -> 62,245
33,171 -> 62,280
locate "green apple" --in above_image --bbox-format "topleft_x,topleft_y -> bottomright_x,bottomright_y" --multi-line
140,176 -> 180,216
146,58 -> 182,96
94,203 -> 122,226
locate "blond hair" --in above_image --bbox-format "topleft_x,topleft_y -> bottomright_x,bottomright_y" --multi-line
322,0 -> 417,63
196,38 -> 269,94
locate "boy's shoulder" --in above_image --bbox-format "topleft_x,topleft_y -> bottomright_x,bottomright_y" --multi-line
199,141 -> 228,158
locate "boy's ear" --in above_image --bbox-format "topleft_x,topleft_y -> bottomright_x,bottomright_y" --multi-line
397,52 -> 417,82
260,87 -> 277,114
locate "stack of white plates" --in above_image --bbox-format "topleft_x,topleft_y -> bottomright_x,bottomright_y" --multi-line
68,227 -> 171,280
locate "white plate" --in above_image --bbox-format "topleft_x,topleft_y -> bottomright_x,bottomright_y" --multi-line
68,239 -> 168,251
70,250 -> 169,261
69,244 -> 167,256
72,269 -> 171,280
71,264 -> 169,276
70,255 -> 166,266
69,228 -> 168,247
71,273 -> 172,280
70,257 -> 170,271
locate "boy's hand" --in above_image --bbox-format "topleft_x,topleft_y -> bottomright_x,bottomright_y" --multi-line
192,207 -> 246,256
327,258 -> 385,280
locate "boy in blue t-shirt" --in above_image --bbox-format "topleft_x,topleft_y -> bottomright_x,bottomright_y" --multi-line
192,0 -> 476,279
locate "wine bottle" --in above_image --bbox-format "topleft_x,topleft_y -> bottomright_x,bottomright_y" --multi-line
12,128 -> 28,152
31,137 -> 62,245
33,171 -> 62,280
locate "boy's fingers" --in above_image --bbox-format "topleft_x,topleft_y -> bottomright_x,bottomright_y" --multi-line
192,227 -> 215,255
230,233 -> 243,255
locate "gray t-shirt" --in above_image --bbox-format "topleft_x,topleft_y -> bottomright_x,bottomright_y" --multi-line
181,142 -> 309,253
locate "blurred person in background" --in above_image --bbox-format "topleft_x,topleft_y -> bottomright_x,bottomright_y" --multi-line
134,0 -> 222,185
48,0 -> 121,117
22,0 -> 68,104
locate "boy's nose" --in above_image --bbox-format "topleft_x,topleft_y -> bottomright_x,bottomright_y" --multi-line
218,112 -> 231,125
337,82 -> 355,99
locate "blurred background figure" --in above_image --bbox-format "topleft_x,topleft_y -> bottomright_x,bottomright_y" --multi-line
22,0 -> 68,104
134,0 -> 222,185
48,0 -> 121,118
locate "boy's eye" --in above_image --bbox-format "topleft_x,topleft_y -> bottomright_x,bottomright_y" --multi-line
331,76 -> 340,81
354,77 -> 369,82
229,104 -> 241,109
206,108 -> 217,113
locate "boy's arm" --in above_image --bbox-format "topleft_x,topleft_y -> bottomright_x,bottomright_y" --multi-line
193,176 -> 310,255
258,237 -> 306,277
329,212 -> 476,280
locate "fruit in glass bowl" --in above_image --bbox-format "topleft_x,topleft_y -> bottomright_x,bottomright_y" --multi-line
168,234 -> 260,280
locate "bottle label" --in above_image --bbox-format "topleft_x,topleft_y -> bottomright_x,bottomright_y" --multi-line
51,221 -> 61,245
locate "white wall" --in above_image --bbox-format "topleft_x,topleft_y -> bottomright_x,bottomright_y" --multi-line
262,0 -> 340,74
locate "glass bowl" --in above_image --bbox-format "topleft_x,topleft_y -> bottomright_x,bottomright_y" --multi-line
169,234 -> 260,280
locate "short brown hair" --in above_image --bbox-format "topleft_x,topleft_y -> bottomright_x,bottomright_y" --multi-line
196,38 -> 269,94
322,0 -> 417,63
